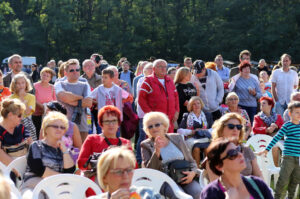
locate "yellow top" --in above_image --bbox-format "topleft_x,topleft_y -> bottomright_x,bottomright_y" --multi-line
9,93 -> 36,118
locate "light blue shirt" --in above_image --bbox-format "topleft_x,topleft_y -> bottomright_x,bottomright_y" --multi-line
216,65 -> 230,82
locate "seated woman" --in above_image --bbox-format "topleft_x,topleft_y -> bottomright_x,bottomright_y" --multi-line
221,92 -> 251,140
77,105 -> 132,196
9,73 -> 37,140
21,111 -> 75,198
141,112 -> 201,199
200,138 -> 273,199
177,96 -> 211,167
0,98 -> 32,165
206,113 -> 262,182
39,101 -> 82,162
88,147 -> 161,199
253,96 -> 284,167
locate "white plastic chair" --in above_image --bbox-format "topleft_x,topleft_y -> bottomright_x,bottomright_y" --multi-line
246,134 -> 280,187
6,155 -> 27,188
0,161 -> 7,174
32,174 -> 102,199
199,169 -> 209,190
132,168 -> 193,199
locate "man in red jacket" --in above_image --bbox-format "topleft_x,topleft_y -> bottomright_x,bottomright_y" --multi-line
138,59 -> 179,133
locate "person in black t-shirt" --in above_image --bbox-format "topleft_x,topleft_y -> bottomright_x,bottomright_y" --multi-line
174,67 -> 197,124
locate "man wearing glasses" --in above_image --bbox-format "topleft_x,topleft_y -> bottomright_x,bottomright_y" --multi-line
55,59 -> 92,141
229,50 -> 258,78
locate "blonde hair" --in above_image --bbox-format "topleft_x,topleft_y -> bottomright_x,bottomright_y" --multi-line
97,147 -> 136,191
0,174 -> 11,199
143,112 -> 169,137
40,67 -> 55,79
41,111 -> 69,137
187,96 -> 204,112
225,92 -> 239,104
174,67 -> 190,84
9,73 -> 32,93
212,113 -> 245,144
58,62 -> 66,78
1,98 -> 25,118
135,61 -> 145,76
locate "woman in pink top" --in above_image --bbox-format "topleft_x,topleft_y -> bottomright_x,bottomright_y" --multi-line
32,67 -> 56,137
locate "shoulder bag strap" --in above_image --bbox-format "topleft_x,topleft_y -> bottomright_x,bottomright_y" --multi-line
245,176 -> 264,199
104,137 -> 122,146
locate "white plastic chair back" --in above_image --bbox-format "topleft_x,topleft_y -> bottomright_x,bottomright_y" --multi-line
246,135 -> 280,186
0,161 -> 7,174
32,174 -> 102,199
132,168 -> 193,199
6,155 -> 27,188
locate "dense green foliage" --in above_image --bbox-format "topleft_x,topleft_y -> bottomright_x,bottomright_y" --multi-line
1,0 -> 300,65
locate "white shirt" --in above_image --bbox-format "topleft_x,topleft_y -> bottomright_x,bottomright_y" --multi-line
271,68 -> 298,104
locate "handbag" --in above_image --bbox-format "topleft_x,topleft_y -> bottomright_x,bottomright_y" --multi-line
3,139 -> 29,158
167,160 -> 192,184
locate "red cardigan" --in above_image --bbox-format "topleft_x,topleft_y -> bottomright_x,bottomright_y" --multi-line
252,114 -> 284,135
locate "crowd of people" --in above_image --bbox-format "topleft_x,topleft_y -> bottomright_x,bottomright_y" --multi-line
0,50 -> 299,199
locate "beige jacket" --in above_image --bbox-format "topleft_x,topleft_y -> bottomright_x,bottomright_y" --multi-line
141,133 -> 200,175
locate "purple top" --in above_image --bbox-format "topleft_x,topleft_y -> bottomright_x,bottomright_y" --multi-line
217,180 -> 254,199
200,175 -> 273,199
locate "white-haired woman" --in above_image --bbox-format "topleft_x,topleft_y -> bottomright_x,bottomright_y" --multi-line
141,112 -> 201,199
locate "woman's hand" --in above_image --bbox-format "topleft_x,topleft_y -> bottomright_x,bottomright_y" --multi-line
248,88 -> 256,96
110,188 -> 131,199
183,100 -> 189,106
26,137 -> 33,145
154,136 -> 166,157
180,170 -> 196,184
270,123 -> 278,130
57,140 -> 68,153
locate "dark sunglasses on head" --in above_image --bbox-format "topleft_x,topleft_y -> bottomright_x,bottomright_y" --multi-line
147,123 -> 162,130
221,145 -> 243,161
225,123 -> 243,130
69,69 -> 80,72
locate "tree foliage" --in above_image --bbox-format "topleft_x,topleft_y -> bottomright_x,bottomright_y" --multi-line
1,0 -> 300,65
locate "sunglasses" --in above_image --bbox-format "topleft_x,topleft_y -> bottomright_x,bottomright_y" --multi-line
69,69 -> 80,73
225,123 -> 243,130
147,123 -> 162,130
221,145 -> 243,161
47,124 -> 66,130
109,168 -> 134,176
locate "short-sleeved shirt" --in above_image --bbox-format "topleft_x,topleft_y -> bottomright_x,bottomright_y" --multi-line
34,82 -> 56,115
9,93 -> 36,118
0,124 -> 29,146
241,145 -> 255,176
216,66 -> 230,82
271,68 -> 298,105
56,80 -> 91,132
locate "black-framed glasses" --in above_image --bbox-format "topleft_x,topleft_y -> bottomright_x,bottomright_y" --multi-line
147,123 -> 162,130
47,125 -> 66,130
102,120 -> 118,125
109,168 -> 134,176
69,69 -> 80,73
225,123 -> 243,130
221,145 -> 243,161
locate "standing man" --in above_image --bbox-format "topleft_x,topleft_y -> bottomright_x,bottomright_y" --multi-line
81,59 -> 102,134
215,54 -> 230,83
3,54 -> 34,92
138,59 -> 179,132
271,54 -> 298,116
55,59 -> 92,141
229,50 -> 258,78
119,61 -> 135,92
191,60 -> 224,121
184,57 -> 193,69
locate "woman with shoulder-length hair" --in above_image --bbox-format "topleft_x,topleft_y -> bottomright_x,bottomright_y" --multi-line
200,138 -> 273,199
141,111 -> 201,199
206,113 -> 263,182
174,67 -> 197,124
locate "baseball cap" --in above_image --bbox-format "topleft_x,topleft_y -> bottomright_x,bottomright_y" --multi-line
194,60 -> 205,74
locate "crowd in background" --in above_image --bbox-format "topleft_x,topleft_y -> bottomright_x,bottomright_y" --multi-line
0,50 -> 299,199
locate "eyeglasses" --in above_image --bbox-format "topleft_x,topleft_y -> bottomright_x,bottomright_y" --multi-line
102,120 -> 118,125
147,123 -> 162,130
47,125 -> 66,130
109,168 -> 134,176
14,113 -> 22,118
228,98 -> 238,101
225,123 -> 243,130
69,69 -> 80,73
221,145 -> 243,161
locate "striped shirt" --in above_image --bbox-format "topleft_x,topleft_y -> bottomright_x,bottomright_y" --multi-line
266,121 -> 300,157
233,76 -> 261,107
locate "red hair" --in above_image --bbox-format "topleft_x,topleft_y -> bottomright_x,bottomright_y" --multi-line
239,60 -> 251,72
98,105 -> 121,127
260,96 -> 274,109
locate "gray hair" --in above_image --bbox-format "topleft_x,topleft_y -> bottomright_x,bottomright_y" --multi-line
153,59 -> 167,68
8,54 -> 22,65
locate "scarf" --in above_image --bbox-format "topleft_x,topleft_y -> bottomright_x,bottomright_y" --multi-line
187,111 -> 208,129
258,111 -> 277,127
